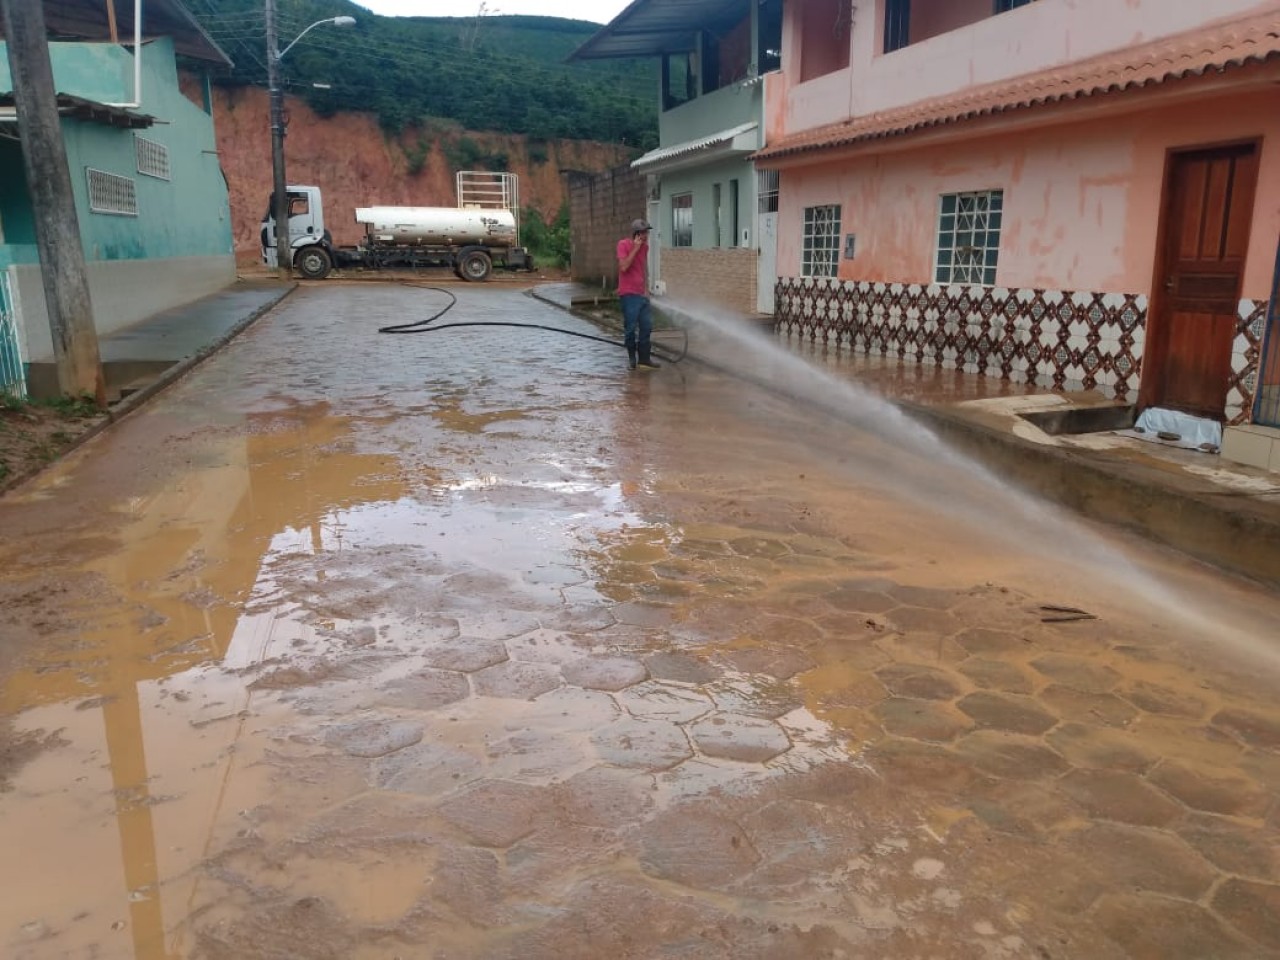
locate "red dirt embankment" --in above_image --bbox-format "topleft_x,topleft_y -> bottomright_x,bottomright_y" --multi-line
193,82 -> 633,259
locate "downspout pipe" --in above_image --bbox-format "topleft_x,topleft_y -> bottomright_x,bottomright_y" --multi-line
106,0 -> 143,109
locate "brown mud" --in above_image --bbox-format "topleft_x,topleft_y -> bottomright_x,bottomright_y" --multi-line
1,286 -> 1278,959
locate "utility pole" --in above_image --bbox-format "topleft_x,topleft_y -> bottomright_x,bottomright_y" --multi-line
0,0 -> 105,403
265,0 -> 291,279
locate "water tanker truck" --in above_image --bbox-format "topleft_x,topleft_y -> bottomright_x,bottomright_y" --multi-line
261,172 -> 534,282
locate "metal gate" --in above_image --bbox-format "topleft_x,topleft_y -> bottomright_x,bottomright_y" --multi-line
0,270 -> 25,400
1254,239 -> 1280,427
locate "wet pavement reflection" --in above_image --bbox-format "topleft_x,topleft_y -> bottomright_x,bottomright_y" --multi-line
1,285 -> 1278,959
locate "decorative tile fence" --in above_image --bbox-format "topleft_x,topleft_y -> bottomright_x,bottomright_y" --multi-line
775,277 -> 1267,424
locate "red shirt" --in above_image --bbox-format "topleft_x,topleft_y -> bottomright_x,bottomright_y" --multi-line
617,238 -> 647,296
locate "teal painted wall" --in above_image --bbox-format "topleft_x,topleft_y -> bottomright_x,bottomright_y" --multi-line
661,157 -> 757,251
0,38 -> 232,265
659,82 -> 763,147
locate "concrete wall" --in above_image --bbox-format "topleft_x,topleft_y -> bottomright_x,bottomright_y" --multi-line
566,163 -> 648,286
12,256 -> 236,362
661,247 -> 758,316
656,156 -> 756,251
778,0 -> 1277,135
774,89 -> 1280,301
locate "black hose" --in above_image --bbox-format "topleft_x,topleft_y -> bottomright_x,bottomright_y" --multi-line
376,284 -> 688,363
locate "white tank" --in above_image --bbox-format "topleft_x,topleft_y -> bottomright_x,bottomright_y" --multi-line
355,207 -> 517,246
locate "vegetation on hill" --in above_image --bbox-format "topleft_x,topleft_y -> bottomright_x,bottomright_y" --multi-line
186,0 -> 658,149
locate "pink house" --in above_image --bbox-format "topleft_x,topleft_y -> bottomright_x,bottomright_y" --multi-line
755,0 -> 1280,465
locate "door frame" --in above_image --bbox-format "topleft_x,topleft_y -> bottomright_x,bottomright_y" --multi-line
1138,137 -> 1261,412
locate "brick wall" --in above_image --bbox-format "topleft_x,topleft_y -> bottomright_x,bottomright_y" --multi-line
565,165 -> 647,287
661,247 -> 758,316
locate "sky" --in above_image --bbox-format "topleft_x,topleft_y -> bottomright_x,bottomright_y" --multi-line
349,0 -> 632,25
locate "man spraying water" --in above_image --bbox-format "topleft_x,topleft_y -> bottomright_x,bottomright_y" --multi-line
617,219 -> 660,371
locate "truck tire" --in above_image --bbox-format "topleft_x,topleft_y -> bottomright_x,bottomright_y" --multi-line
296,246 -> 332,280
458,250 -> 492,282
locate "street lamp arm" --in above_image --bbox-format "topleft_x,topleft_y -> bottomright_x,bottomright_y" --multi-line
276,16 -> 356,61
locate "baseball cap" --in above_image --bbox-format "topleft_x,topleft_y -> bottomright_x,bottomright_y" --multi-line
630,219 -> 652,232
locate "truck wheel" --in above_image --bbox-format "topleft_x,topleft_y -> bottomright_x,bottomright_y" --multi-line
296,246 -> 332,280
458,250 -> 492,282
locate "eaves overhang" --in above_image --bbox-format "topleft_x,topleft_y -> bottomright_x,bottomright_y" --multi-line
0,93 -> 155,128
570,0 -> 750,61
632,121 -> 758,173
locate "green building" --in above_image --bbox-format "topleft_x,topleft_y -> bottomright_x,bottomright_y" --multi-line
0,0 -> 233,393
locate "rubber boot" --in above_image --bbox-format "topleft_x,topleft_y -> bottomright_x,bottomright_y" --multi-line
636,347 -> 660,370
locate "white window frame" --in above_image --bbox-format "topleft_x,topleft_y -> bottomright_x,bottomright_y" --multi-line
757,170 -> 779,214
134,135 -> 171,181
801,204 -> 840,278
935,189 -> 1003,286
671,192 -> 693,248
86,168 -> 138,217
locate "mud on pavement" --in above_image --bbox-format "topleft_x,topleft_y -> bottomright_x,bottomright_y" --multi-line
1,285 -> 1279,960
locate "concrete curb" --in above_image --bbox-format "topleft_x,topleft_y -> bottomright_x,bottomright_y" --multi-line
1,283 -> 296,497
530,284 -> 1280,590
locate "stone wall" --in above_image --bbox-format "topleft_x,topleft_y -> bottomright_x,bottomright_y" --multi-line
565,164 -> 647,287
660,247 -> 759,317
775,277 -> 1270,425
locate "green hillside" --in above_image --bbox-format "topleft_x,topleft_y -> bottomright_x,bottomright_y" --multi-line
186,0 -> 658,148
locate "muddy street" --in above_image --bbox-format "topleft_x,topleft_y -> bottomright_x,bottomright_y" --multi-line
1,284 -> 1278,960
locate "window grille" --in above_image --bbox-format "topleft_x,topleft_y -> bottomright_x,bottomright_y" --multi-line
86,168 -> 138,216
757,170 -> 779,214
935,190 -> 1003,285
671,193 -> 693,248
135,136 -> 170,180
801,204 -> 840,278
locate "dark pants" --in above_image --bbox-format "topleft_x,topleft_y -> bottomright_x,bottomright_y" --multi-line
620,294 -> 652,360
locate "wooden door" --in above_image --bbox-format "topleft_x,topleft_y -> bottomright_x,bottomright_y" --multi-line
1143,143 -> 1259,419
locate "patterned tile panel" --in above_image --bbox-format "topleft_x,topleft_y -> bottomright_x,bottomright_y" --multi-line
775,278 -> 1149,401
1227,299 -> 1269,425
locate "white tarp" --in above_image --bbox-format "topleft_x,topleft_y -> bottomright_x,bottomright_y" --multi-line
1130,407 -> 1223,452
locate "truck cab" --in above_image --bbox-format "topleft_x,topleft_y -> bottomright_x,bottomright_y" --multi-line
261,186 -> 334,279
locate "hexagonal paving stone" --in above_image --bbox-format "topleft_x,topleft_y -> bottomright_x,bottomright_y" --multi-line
887,606 -> 959,635
420,638 -> 509,673
1068,823 -> 1217,900
375,741 -> 484,795
826,587 -> 897,614
721,646 -> 815,680
471,660 -> 561,700
957,658 -> 1035,695
727,536 -> 791,559
864,738 -> 990,794
456,610 -> 540,642
505,628 -> 593,665
1147,760 -> 1272,818
375,668 -> 470,710
1029,654 -> 1120,694
874,663 -> 964,701
955,731 -> 1069,780
637,810 -> 760,888
561,656 -> 647,691
956,691 -> 1058,736
688,714 -> 792,763
1119,680 -> 1208,719
886,585 -> 959,610
1210,707 -> 1280,749
591,718 -> 693,771
1056,769 -> 1182,827
616,681 -> 715,723
1212,878 -> 1280,951
965,779 -> 1080,839
643,652 -> 721,684
706,678 -> 801,720
436,779 -> 549,847
1037,685 -> 1137,728
610,601 -> 675,628
1093,893 -> 1258,960
1045,722 -> 1159,774
552,766 -> 656,828
873,698 -> 972,743
1176,814 -> 1280,879
324,717 -> 424,758
954,628 -> 1029,656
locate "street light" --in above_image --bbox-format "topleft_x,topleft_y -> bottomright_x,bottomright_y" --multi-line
265,11 -> 355,279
